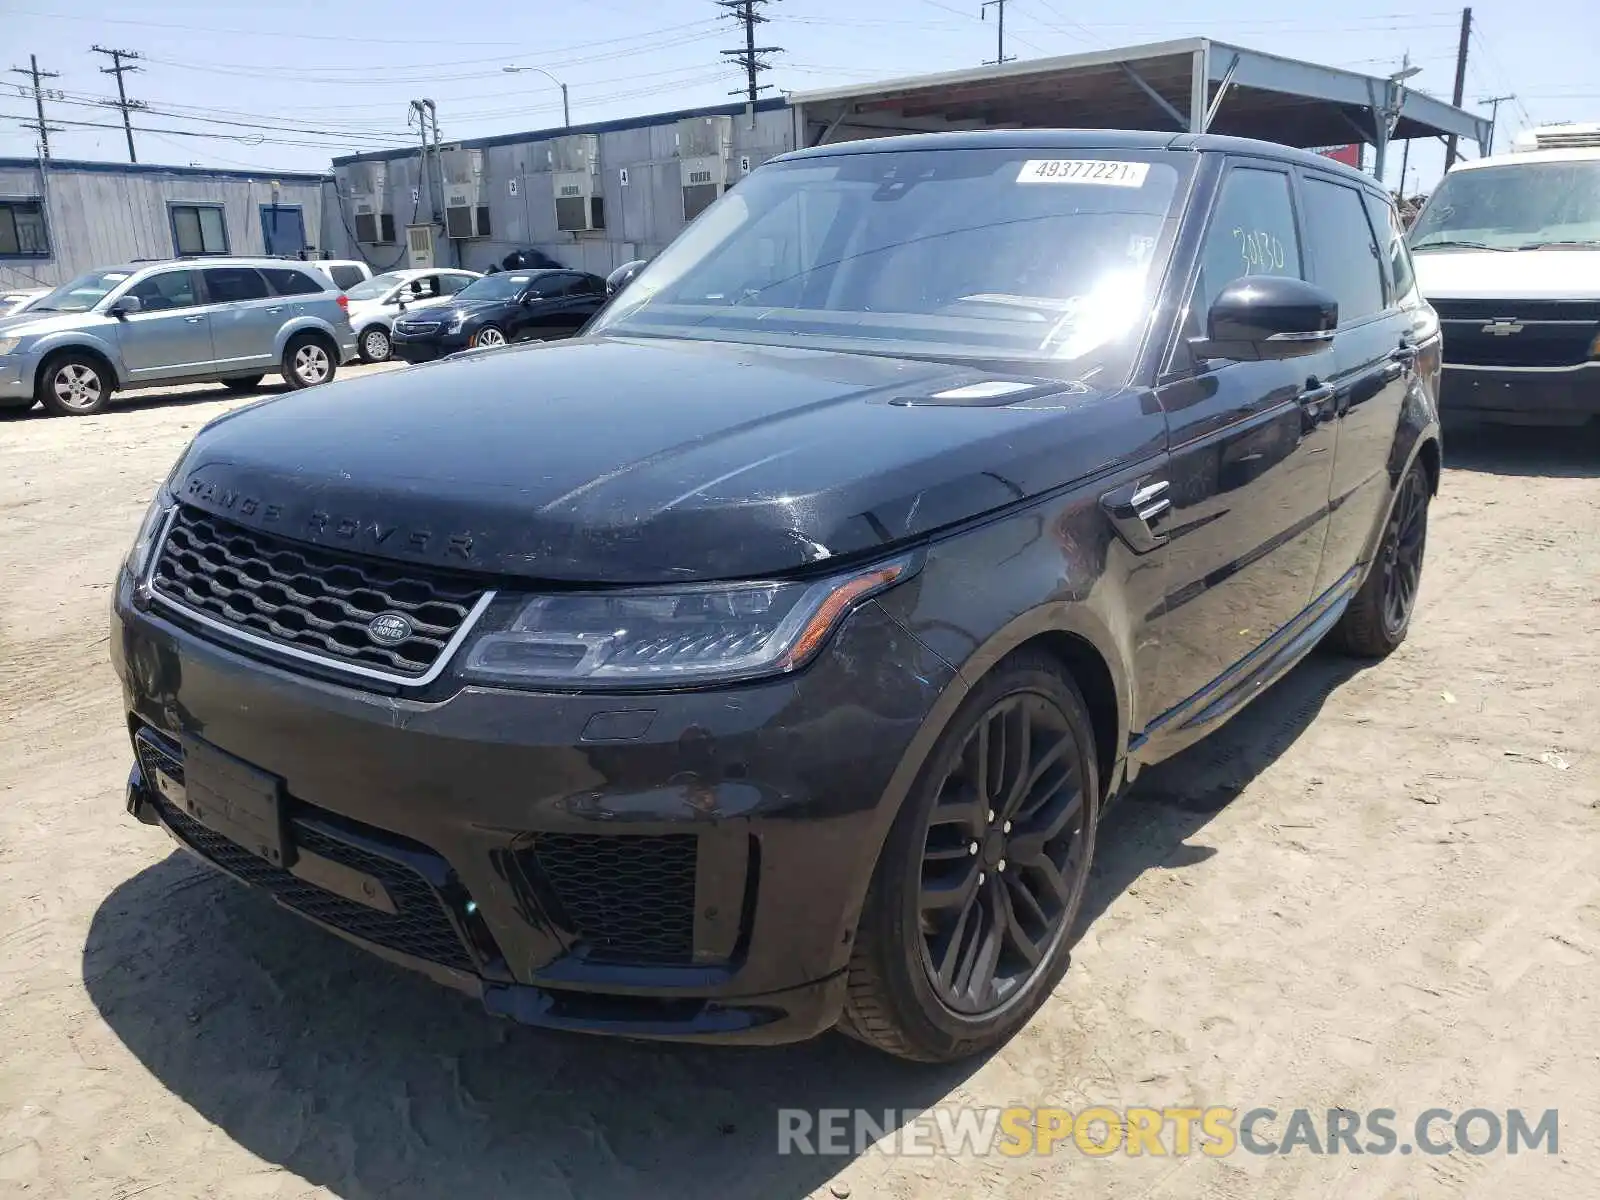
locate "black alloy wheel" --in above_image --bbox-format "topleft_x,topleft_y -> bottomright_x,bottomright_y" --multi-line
917,692 -> 1090,1016
1381,467 -> 1428,637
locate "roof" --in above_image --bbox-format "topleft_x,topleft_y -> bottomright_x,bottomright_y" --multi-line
1454,147 -> 1600,170
789,38 -> 1490,152
330,96 -> 789,167
0,157 -> 330,184
777,128 -> 1379,188
100,256 -> 339,273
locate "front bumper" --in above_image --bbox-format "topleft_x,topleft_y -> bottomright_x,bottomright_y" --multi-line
112,569 -> 957,1045
1440,361 -> 1600,424
390,332 -> 469,363
0,353 -> 33,403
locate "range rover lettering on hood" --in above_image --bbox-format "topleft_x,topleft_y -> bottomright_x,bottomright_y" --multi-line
171,337 -> 1130,583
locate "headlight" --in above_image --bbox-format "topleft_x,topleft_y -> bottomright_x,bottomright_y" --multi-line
124,487 -> 177,580
0,337 -> 21,355
445,312 -> 467,334
461,555 -> 914,689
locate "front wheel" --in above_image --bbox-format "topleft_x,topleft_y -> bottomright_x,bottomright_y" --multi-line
839,651 -> 1099,1062
1329,460 -> 1430,658
358,326 -> 392,363
470,324 -> 506,349
37,353 -> 111,417
281,334 -> 337,390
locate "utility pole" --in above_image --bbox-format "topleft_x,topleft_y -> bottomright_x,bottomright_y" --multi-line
981,0 -> 1015,66
1396,53 -> 1412,199
717,0 -> 783,118
90,45 -> 144,163
1443,7 -> 1471,170
1478,93 -> 1515,154
7,55 -> 62,159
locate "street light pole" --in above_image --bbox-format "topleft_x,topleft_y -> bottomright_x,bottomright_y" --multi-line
502,65 -> 570,128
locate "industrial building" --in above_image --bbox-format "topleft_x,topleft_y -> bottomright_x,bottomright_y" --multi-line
6,38 -> 1492,290
0,159 -> 338,290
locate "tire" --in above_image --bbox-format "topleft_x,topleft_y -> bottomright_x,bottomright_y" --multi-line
281,334 -> 337,390
838,651 -> 1100,1062
358,326 -> 392,363
1328,460 -> 1430,658
37,352 -> 111,417
470,325 -> 506,349
221,375 -> 265,393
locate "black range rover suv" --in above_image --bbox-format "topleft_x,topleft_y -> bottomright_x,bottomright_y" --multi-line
113,131 -> 1440,1063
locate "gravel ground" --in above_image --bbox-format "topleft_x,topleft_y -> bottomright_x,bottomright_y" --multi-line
1,370 -> 1597,1199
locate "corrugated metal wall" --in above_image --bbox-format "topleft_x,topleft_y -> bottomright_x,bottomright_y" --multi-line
0,163 -> 330,290
329,107 -> 795,277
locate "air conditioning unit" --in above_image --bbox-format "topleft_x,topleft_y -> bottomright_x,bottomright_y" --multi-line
677,115 -> 734,222
547,134 -> 604,233
346,161 -> 394,244
1511,121 -> 1600,152
440,147 -> 491,239
406,223 -> 436,269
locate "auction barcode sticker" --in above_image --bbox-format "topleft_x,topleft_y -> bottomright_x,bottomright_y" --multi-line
1016,159 -> 1150,187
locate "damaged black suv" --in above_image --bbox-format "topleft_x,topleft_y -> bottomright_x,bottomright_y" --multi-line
113,130 -> 1439,1062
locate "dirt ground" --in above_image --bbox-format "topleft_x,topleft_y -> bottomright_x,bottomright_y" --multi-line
1,369 -> 1596,1200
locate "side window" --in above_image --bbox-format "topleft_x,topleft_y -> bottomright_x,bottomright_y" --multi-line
561,275 -> 592,296
437,274 -> 473,295
125,270 -> 200,312
1363,191 -> 1416,302
170,204 -> 229,256
202,267 -> 269,303
1189,166 -> 1304,337
527,275 -> 563,299
1303,178 -> 1386,324
260,268 -> 323,297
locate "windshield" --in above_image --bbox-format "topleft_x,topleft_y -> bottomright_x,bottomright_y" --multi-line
455,273 -> 539,302
590,149 -> 1187,379
30,269 -> 133,313
345,271 -> 406,300
1410,160 -> 1600,251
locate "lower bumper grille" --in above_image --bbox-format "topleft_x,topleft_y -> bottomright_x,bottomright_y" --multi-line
136,733 -> 474,973
526,834 -> 698,965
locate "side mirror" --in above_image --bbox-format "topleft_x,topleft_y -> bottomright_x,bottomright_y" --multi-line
606,259 -> 648,297
1189,276 -> 1337,362
108,295 -> 142,318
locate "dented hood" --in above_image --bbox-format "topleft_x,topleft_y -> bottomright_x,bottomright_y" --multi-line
174,335 -> 1135,583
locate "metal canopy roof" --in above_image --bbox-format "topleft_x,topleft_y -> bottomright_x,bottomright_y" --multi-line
789,38 -> 1489,168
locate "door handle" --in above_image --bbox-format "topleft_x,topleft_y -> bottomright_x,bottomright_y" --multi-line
1297,382 -> 1336,433
1390,341 -> 1419,364
264,306 -> 284,315
1381,360 -> 1406,382
183,316 -> 205,324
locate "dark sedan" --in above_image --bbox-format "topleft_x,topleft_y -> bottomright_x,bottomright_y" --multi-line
389,268 -> 607,362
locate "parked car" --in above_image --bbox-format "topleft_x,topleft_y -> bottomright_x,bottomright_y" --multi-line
0,257 -> 357,416
1409,141 -> 1600,426
388,268 -> 607,362
311,259 -> 374,291
0,287 -> 48,318
113,131 -> 1439,1062
344,268 -> 482,362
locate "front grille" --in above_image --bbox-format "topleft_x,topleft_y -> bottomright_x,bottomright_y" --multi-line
395,321 -> 441,335
1433,299 -> 1600,369
138,730 -> 474,972
151,505 -> 485,678
527,834 -> 698,965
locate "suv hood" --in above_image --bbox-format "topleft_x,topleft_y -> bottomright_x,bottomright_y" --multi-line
1413,247 -> 1600,301
0,308 -> 104,336
173,336 -> 1129,583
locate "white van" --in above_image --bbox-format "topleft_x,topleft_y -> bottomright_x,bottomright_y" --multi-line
1409,129 -> 1600,425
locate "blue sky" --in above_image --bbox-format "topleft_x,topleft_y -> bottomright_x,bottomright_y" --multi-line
4,0 -> 1596,191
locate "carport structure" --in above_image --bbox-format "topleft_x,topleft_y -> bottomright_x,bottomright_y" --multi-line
789,38 -> 1490,178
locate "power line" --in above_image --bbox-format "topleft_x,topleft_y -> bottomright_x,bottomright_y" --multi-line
717,0 -> 783,110
90,45 -> 144,163
6,54 -> 62,158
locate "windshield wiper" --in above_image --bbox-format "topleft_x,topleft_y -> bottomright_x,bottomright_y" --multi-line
1410,239 -> 1512,252
1513,239 -> 1600,250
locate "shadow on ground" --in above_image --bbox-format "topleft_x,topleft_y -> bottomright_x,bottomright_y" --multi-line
84,653 -> 1365,1199
1442,419 -> 1600,479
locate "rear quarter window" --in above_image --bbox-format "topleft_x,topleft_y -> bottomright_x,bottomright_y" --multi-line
328,265 -> 366,289
261,268 -> 325,297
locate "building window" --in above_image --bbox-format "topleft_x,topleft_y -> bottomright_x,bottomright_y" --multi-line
0,198 -> 50,258
170,204 -> 230,256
